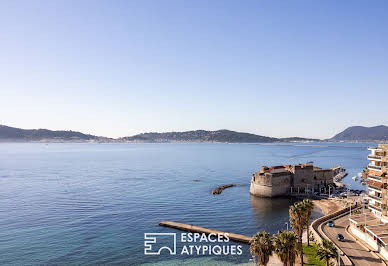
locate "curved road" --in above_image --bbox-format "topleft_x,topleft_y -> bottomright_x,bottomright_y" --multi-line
322,214 -> 385,266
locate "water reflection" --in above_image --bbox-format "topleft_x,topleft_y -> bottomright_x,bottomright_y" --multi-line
249,195 -> 323,233
249,194 -> 293,233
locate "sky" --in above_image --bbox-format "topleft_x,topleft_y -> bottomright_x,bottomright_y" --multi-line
1,0 -> 387,139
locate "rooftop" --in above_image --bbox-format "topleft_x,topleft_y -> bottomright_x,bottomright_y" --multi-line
349,213 -> 382,226
365,223 -> 388,246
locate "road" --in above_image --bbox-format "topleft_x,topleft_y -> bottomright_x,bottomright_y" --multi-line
322,214 -> 385,266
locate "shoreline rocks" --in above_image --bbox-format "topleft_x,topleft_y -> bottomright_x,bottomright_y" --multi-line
211,184 -> 235,194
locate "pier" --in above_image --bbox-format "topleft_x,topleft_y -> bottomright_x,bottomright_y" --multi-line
159,221 -> 252,243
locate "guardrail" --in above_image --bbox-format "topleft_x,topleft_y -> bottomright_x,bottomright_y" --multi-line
310,205 -> 358,266
368,184 -> 382,191
368,175 -> 382,181
368,155 -> 382,160
369,204 -> 382,212
368,165 -> 382,170
368,194 -> 383,201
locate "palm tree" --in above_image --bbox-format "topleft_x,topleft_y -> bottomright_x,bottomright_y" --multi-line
273,230 -> 298,266
302,199 -> 314,246
289,201 -> 306,266
316,240 -> 338,266
250,231 -> 274,266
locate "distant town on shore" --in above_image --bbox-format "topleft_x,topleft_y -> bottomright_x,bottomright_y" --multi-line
0,124 -> 387,143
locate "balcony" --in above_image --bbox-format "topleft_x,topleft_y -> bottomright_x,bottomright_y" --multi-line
368,186 -> 382,193
368,174 -> 382,181
368,179 -> 383,190
368,164 -> 382,171
369,204 -> 382,212
368,194 -> 382,201
368,147 -> 383,151
368,155 -> 382,161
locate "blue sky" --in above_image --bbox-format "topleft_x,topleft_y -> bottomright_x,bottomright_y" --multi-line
1,0 -> 387,139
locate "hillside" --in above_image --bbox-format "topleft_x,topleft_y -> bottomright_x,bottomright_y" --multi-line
0,125 -> 110,142
330,125 -> 388,141
0,125 -> 321,143
120,130 -> 318,143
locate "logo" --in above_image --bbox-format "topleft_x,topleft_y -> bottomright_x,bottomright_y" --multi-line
144,232 -> 242,256
144,233 -> 177,255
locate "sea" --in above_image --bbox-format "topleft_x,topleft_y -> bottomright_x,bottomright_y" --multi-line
0,142 -> 372,265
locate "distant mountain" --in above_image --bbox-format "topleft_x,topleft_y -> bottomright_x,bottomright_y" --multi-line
120,130 -> 319,143
0,125 -> 320,143
330,125 -> 388,141
0,125 -> 111,142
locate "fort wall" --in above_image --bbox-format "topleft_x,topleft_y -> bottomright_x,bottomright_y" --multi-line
250,172 -> 291,197
250,164 -> 337,198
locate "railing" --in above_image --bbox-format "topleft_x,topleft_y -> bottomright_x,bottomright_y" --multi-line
368,174 -> 382,181
368,147 -> 382,151
368,165 -> 382,170
368,155 -> 382,160
369,204 -> 382,212
368,194 -> 382,201
368,184 -> 382,191
311,205 -> 356,266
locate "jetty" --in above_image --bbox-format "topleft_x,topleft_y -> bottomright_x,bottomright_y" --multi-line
211,184 -> 235,194
159,221 -> 251,243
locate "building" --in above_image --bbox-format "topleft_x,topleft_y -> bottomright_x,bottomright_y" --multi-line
367,144 -> 388,223
349,214 -> 388,260
249,163 -> 336,197
346,144 -> 388,261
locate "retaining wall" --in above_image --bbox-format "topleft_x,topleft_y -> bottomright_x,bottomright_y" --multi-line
310,205 -> 357,266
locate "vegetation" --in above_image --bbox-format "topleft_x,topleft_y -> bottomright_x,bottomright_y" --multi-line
273,230 -> 298,266
289,201 -> 307,265
250,231 -> 274,266
302,199 -> 314,246
316,240 -> 338,266
251,200 -> 335,266
287,199 -> 315,265
303,244 -> 325,266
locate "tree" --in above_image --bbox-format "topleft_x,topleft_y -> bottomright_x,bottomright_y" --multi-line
316,240 -> 338,266
250,231 -> 274,266
273,230 -> 298,266
302,199 -> 314,246
289,201 -> 306,265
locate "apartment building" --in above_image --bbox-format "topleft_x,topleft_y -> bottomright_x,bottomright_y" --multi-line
367,143 -> 388,223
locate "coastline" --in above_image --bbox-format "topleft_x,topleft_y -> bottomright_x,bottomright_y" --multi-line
312,198 -> 343,215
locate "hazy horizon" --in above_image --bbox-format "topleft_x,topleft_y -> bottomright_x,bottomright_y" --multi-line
2,122 -> 388,140
1,0 -> 388,139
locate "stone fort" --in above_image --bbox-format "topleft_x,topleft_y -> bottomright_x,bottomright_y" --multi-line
250,164 -> 337,197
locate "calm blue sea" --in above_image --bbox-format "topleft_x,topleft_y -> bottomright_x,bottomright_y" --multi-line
0,142 -> 372,265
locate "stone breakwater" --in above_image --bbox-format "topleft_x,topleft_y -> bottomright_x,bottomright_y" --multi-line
211,184 -> 235,194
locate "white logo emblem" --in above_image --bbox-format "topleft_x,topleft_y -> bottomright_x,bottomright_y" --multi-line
144,233 -> 177,255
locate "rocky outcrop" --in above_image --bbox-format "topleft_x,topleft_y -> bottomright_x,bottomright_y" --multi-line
211,184 -> 235,194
